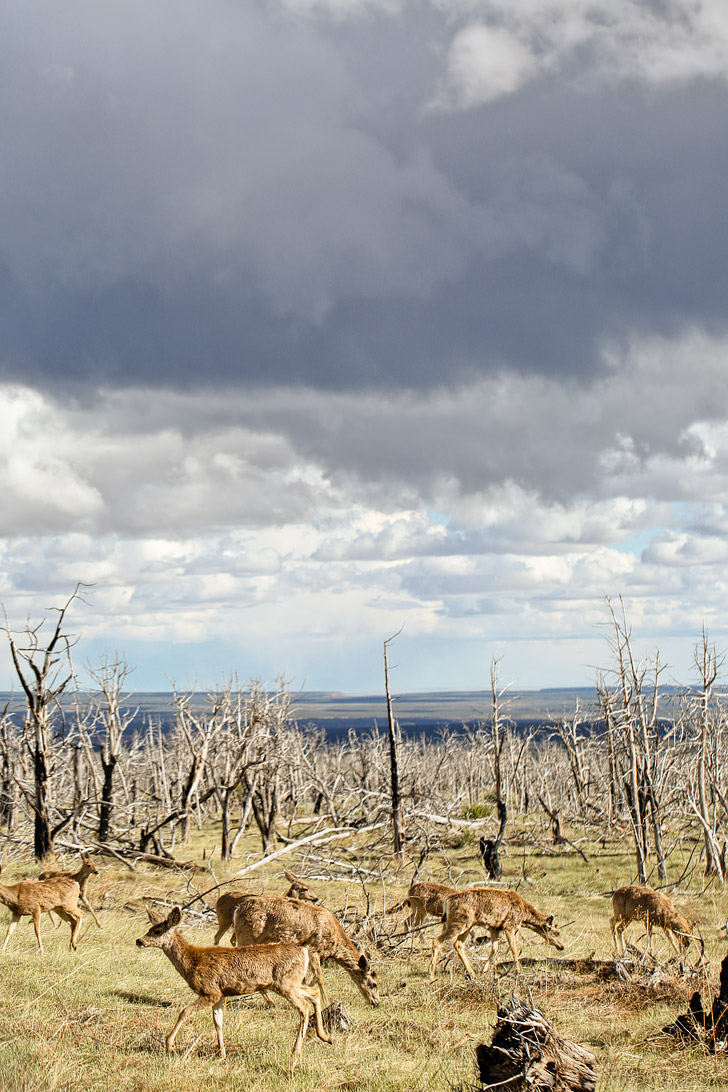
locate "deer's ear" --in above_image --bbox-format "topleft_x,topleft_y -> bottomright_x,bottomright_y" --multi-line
358,954 -> 370,971
547,915 -> 555,927
146,906 -> 165,924
168,906 -> 182,927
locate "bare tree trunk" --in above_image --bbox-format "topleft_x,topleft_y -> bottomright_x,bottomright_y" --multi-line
384,631 -> 405,860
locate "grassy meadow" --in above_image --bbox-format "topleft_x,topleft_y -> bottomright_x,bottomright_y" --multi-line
1,817 -> 727,1092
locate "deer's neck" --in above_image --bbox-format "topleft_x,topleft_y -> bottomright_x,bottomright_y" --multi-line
331,933 -> 361,970
161,930 -> 197,981
0,884 -> 19,910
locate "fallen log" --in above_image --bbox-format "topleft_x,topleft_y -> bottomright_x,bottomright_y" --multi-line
476,996 -> 597,1091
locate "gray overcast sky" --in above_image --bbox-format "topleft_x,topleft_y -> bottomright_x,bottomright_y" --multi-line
2,0 -> 728,691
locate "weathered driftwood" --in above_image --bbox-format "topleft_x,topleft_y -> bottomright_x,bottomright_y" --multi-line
475,996 -> 597,1091
662,951 -> 728,1052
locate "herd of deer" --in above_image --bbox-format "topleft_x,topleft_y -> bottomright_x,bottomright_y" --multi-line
0,855 -> 703,1073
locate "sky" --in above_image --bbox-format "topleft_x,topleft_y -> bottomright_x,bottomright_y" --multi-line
2,0 -> 728,694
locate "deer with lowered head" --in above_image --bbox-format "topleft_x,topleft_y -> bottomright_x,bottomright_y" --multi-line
137,906 -> 331,1074
213,870 -> 318,946
39,852 -> 101,928
0,865 -> 83,952
232,894 -> 379,1007
609,885 -> 698,956
429,888 -> 564,979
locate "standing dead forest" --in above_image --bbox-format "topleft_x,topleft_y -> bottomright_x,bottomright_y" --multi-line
2,590 -> 727,889
3,588 -> 728,1092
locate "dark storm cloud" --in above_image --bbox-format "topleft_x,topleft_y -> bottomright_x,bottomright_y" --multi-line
1,1 -> 727,396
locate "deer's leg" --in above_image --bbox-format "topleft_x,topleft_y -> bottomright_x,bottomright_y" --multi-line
502,925 -> 521,973
166,994 -> 217,1054
610,916 -> 623,953
2,914 -> 20,952
80,895 -> 102,929
212,918 -> 229,945
32,909 -> 44,952
429,913 -> 466,979
664,928 -> 683,955
481,928 -> 497,972
211,998 -> 226,1058
288,998 -> 310,1077
299,984 -> 332,1044
428,930 -> 446,979
56,908 -> 83,950
49,910 -> 61,929
307,950 -> 329,1006
644,920 -> 653,954
452,927 -> 476,978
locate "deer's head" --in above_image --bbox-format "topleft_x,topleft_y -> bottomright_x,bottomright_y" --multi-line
353,952 -> 380,1007
137,905 -> 182,947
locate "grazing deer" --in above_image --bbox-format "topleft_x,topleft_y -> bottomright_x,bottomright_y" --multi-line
395,880 -> 458,930
429,888 -> 564,979
136,906 -> 331,1074
39,852 -> 101,928
232,895 -> 379,1007
213,870 -> 319,946
609,885 -> 698,956
0,866 -> 83,952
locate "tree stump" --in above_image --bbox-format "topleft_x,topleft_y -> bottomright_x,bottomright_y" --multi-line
475,996 -> 597,1091
662,951 -> 728,1051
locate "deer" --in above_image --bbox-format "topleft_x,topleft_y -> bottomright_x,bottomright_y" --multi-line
0,865 -> 83,952
609,885 -> 699,957
38,852 -> 101,928
428,888 -> 564,979
232,894 -> 379,1008
388,880 -> 458,931
136,906 -> 331,1074
213,870 -> 319,946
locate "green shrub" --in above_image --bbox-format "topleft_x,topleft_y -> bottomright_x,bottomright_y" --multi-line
462,802 -> 493,820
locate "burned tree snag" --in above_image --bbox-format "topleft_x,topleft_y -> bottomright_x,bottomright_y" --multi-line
3,586 -> 84,860
479,799 -> 507,880
476,997 -> 597,1091
663,951 -> 728,1051
384,630 -> 405,860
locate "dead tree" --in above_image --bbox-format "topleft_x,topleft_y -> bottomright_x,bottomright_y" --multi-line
0,700 -> 18,832
483,658 -> 510,879
85,654 -> 136,843
3,586 -> 84,860
690,627 -> 726,880
603,596 -> 667,883
663,951 -> 728,1050
384,631 -> 405,860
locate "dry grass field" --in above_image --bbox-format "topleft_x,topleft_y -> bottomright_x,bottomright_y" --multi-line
1,818 -> 727,1092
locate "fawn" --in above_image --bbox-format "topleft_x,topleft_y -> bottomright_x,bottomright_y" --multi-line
609,885 -> 698,956
232,894 -> 379,1007
39,852 -> 101,928
429,887 -> 564,979
213,870 -> 318,946
137,906 -> 331,1073
0,865 -> 83,952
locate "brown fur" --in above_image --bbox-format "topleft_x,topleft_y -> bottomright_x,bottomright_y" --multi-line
213,870 -> 318,946
0,865 -> 83,952
136,906 -> 331,1073
396,881 -> 458,929
609,885 -> 697,955
39,852 -> 101,928
232,895 -> 379,1007
429,887 -> 564,979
